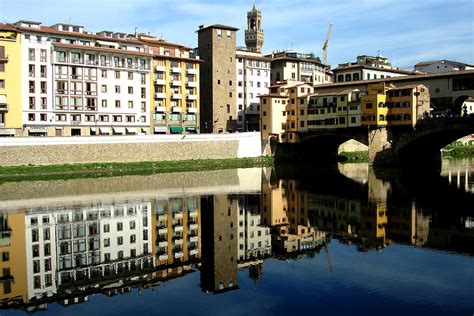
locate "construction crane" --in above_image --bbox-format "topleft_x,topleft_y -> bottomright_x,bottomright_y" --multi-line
322,23 -> 333,66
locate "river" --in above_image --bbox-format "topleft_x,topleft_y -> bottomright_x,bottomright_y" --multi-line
0,159 -> 472,315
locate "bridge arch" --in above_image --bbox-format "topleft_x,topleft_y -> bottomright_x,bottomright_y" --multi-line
454,95 -> 473,116
396,117 -> 474,165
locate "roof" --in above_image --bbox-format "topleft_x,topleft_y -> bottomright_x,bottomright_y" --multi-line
0,23 -> 18,32
332,64 -> 416,75
313,69 -> 474,90
197,24 -> 239,32
138,38 -> 193,51
235,53 -> 272,62
258,94 -> 288,98
268,55 -> 326,67
390,83 -> 428,90
153,53 -> 203,63
309,89 -> 356,97
15,24 -> 146,45
52,42 -> 155,57
415,60 -> 472,68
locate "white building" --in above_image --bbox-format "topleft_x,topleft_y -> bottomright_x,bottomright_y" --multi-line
237,196 -> 272,262
15,21 -> 153,136
24,200 -> 153,301
415,60 -> 474,73
333,55 -> 414,83
236,50 -> 271,131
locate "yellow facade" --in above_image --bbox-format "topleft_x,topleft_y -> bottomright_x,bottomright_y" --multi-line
0,213 -> 28,306
0,29 -> 22,133
361,83 -> 389,126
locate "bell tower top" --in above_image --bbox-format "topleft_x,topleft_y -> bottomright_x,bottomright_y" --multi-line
245,2 -> 264,53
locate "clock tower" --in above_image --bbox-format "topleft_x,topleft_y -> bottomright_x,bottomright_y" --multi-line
245,3 -> 264,53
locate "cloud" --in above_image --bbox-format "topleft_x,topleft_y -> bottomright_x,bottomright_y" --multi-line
0,0 -> 472,67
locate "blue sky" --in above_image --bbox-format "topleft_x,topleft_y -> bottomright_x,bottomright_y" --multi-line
1,0 -> 473,69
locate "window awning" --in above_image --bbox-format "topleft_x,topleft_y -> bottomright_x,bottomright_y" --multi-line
185,127 -> 197,131
0,94 -> 7,105
113,127 -> 125,134
154,126 -> 167,133
99,127 -> 111,134
169,126 -> 184,134
96,40 -> 120,48
126,127 -> 137,134
90,127 -> 97,132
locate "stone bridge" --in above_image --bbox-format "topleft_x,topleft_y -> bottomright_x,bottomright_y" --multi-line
274,116 -> 474,166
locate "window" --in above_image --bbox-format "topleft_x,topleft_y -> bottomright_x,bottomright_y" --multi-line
128,72 -> 133,80
128,86 -> 133,94
117,236 -> 123,245
29,48 -> 35,61
217,29 -> 222,37
117,222 -> 123,231
115,71 -> 120,79
40,49 -> 47,62
115,85 -> 120,93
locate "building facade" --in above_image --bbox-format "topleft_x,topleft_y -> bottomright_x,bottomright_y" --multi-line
0,24 -> 22,136
415,60 -> 474,73
333,55 -> 414,83
139,36 -> 201,134
197,24 -> 239,133
267,51 -> 331,86
236,50 -> 270,131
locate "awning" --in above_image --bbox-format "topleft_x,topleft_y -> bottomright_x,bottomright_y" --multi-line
99,127 -> 111,134
154,126 -> 167,133
113,127 -> 125,134
169,126 -> 184,134
90,127 -> 97,132
0,94 -> 7,105
126,127 -> 137,134
185,127 -> 197,131
96,40 -> 120,48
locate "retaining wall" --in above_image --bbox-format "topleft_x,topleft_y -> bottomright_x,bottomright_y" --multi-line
0,132 -> 263,166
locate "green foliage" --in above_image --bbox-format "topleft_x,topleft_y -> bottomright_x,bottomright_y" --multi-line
0,157 -> 274,184
338,151 -> 369,163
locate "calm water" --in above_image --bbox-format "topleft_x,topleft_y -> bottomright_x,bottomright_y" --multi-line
0,160 -> 472,315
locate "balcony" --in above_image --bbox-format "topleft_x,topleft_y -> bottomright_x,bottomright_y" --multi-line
154,93 -> 166,99
0,56 -> 9,64
172,94 -> 182,100
187,107 -> 197,114
155,79 -> 166,85
174,252 -> 184,259
190,236 -> 199,243
171,80 -> 182,86
189,249 -> 198,256
174,238 -> 183,245
187,94 -> 197,101
189,210 -> 198,217
158,241 -> 168,248
172,106 -> 182,113
186,68 -> 196,75
155,65 -> 166,72
174,226 -> 183,233
186,81 -> 197,88
189,223 -> 198,230
155,106 -> 166,113
0,103 -> 9,112
158,254 -> 168,261
174,213 -> 183,219
158,228 -> 168,235
171,67 -> 181,73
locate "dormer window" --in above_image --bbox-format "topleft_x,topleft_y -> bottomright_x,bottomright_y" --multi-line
61,25 -> 69,31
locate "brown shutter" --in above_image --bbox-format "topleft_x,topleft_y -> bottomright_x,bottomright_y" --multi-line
0,46 -> 4,58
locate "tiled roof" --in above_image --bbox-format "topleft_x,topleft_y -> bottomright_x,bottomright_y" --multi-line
52,42 -> 155,57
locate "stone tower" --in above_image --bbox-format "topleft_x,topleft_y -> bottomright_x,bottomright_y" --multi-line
245,3 -> 264,53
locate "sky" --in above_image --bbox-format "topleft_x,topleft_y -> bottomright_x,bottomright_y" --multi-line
0,0 -> 473,69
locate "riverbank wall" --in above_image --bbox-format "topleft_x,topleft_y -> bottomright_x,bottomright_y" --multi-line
0,132 -> 263,167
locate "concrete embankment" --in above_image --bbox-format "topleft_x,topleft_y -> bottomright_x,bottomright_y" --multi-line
0,132 -> 263,166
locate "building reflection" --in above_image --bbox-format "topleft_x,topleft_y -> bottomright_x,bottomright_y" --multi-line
0,196 -> 202,312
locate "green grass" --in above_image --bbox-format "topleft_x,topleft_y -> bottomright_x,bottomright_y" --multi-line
338,151 -> 369,163
442,142 -> 474,159
0,157 -> 274,184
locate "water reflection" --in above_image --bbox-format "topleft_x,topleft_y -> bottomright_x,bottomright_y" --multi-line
0,163 -> 472,313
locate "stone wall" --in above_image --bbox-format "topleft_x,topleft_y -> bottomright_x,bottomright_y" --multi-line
0,132 -> 262,166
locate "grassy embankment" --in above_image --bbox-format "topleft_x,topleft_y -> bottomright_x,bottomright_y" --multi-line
0,157 -> 274,184
338,151 -> 369,163
442,141 -> 474,159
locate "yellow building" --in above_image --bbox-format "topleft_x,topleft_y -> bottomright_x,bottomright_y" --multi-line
139,36 -> 201,134
153,197 -> 201,267
259,81 -> 313,145
0,212 -> 28,307
0,24 -> 22,136
361,83 -> 430,126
